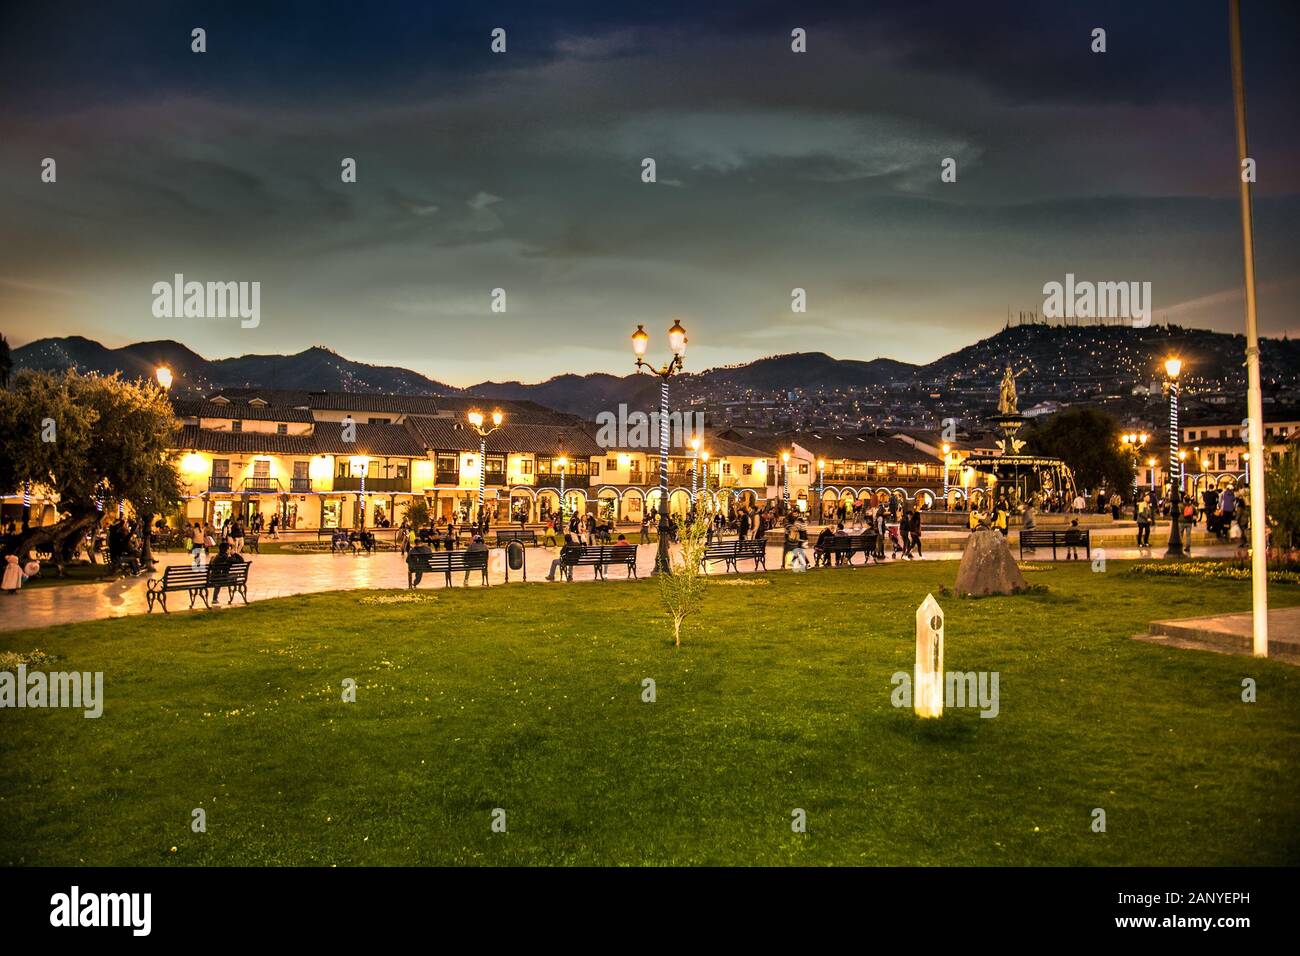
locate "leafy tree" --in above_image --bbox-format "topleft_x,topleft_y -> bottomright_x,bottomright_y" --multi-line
0,369 -> 181,571
1022,407 -> 1134,496
403,497 -> 431,530
1265,446 -> 1300,551
658,511 -> 711,647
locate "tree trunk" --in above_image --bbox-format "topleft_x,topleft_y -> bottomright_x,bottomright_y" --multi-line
9,510 -> 99,577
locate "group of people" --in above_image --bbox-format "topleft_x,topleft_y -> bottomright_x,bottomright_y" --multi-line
185,515 -> 253,567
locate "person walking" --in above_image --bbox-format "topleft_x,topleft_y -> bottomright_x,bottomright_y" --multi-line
872,505 -> 888,561
189,522 -> 205,568
909,507 -> 923,558
1135,493 -> 1152,548
1021,504 -> 1037,554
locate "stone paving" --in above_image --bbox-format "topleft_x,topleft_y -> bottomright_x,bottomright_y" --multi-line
1137,606 -> 1300,664
0,539 -> 1241,633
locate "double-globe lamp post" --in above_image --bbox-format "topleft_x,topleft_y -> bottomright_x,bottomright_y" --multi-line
1163,357 -> 1185,558
632,320 -> 688,574
781,451 -> 791,513
467,409 -> 504,529
143,365 -> 174,568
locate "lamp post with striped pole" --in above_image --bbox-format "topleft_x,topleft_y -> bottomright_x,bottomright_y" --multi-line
632,320 -> 688,575
781,451 -> 791,514
1163,357 -> 1185,558
556,456 -> 568,529
467,408 -> 504,531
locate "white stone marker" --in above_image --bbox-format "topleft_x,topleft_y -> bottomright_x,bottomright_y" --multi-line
915,593 -> 945,718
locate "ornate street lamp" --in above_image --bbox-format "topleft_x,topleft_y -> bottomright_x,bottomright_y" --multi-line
691,437 -> 702,505
817,458 -> 825,522
140,365 -> 175,568
467,408 -> 504,528
556,455 -> 568,527
1164,357 -> 1185,557
699,450 -> 710,510
1121,431 -> 1149,497
781,451 -> 791,512
632,320 -> 688,574
941,442 -> 950,500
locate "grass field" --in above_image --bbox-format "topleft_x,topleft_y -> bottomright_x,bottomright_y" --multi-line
2,560 -> 1298,866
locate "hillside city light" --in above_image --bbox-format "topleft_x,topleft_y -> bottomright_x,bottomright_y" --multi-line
467,408 -> 505,524
1164,357 -> 1185,558
632,320 -> 689,574
155,366 -> 173,390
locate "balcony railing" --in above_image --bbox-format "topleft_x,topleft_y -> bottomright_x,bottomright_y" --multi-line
207,475 -> 232,492
434,470 -> 460,486
241,477 -> 281,494
290,477 -> 313,493
332,476 -> 412,493
483,470 -> 507,487
537,474 -> 590,490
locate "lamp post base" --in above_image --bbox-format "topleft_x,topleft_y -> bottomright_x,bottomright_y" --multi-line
653,515 -> 672,575
1164,495 -> 1186,558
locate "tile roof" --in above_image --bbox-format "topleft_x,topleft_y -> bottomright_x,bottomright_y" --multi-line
312,422 -> 427,457
592,426 -> 769,459
780,431 -> 940,464
171,398 -> 314,423
404,417 -> 605,456
174,425 -> 318,456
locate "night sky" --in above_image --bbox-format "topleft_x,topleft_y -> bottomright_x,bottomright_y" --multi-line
1,0 -> 1296,386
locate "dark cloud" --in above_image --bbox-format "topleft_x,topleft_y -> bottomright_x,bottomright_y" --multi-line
0,0 -> 1296,384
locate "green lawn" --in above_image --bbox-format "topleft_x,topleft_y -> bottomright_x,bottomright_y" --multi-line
2,561 -> 1298,866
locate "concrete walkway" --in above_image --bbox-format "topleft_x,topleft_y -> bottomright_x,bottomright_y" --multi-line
0,540 -> 1241,633
1137,606 -> 1300,664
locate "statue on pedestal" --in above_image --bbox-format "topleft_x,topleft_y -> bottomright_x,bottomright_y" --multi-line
998,364 -> 1019,417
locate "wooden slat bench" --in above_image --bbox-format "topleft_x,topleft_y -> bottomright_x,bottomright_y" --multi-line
406,549 -> 489,588
817,532 -> 879,566
1018,529 -> 1091,560
494,528 -> 538,547
560,545 -> 638,581
146,562 -> 251,612
700,538 -> 768,573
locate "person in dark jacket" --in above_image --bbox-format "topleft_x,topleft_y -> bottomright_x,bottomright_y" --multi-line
208,543 -> 245,604
545,532 -> 583,581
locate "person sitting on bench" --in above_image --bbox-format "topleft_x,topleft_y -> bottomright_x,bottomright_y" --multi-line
545,531 -> 583,581
464,534 -> 488,585
208,543 -> 246,604
813,525 -> 835,567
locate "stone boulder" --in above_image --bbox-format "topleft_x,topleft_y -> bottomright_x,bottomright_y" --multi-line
954,528 -> 1028,597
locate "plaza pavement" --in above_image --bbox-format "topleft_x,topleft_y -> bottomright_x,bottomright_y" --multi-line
0,538 -> 1241,633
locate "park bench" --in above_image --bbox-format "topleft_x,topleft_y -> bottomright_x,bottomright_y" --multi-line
406,549 -> 489,588
1018,529 -> 1091,561
700,538 -> 768,574
243,534 -> 260,554
145,562 -> 251,612
816,532 -> 879,566
560,544 -> 638,581
494,528 -> 537,547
